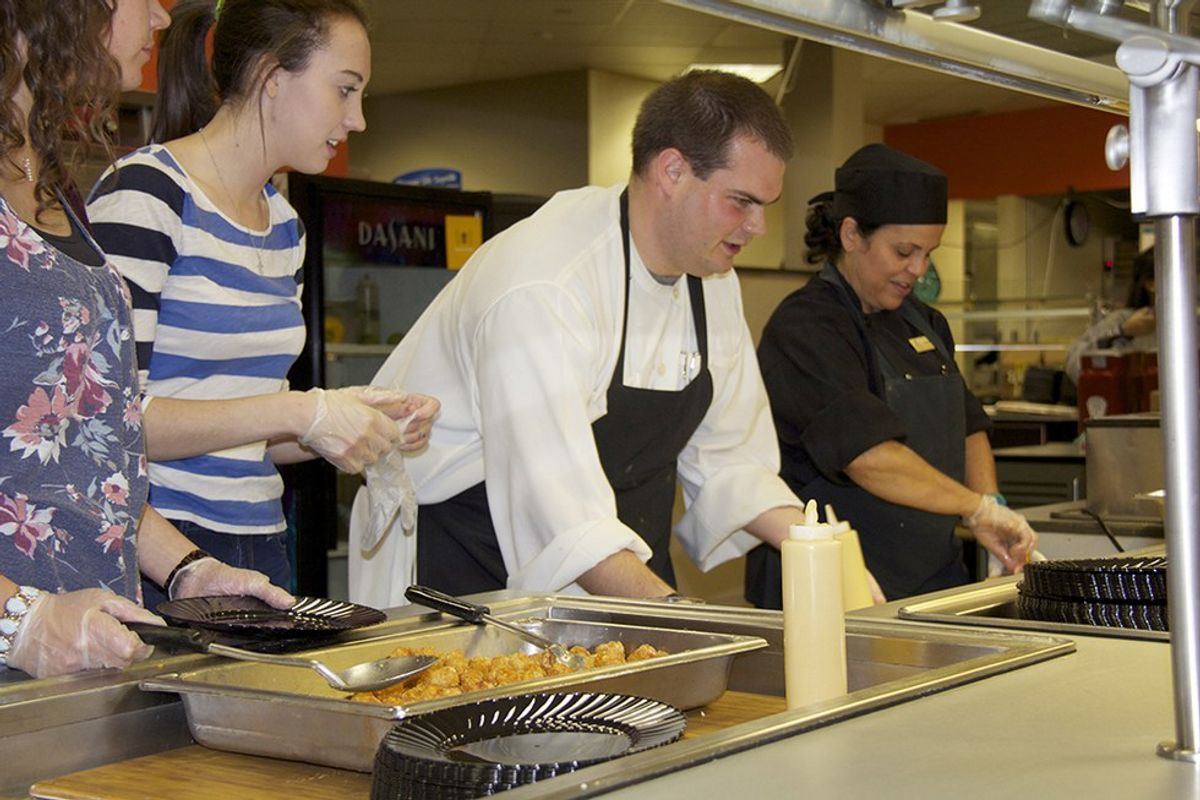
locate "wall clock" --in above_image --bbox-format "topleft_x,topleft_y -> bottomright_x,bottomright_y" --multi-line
1065,200 -> 1090,247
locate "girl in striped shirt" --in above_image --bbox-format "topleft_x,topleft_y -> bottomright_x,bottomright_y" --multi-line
88,0 -> 437,609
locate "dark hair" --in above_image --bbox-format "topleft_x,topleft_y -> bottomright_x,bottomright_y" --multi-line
803,196 -> 881,265
631,69 -> 792,179
3,0 -> 119,222
1127,248 -> 1155,309
150,0 -> 368,144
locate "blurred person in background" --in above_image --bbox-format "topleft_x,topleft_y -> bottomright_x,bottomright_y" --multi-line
1064,247 -> 1157,385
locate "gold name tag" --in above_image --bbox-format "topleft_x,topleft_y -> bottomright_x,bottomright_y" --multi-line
908,335 -> 935,353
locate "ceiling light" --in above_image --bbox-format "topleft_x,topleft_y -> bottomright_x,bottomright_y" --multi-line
685,63 -> 783,83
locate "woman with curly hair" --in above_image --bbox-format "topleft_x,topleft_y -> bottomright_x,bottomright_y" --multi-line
0,0 -> 293,680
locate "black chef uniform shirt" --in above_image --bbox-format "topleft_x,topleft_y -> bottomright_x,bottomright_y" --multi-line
747,268 -> 991,605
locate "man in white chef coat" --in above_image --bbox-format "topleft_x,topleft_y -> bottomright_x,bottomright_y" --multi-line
349,70 -> 812,606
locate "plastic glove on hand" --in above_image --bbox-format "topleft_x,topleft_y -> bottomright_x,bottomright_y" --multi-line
396,393 -> 439,451
963,495 -> 1038,574
7,589 -> 162,678
299,387 -> 403,473
347,388 -> 439,451
172,558 -> 294,609
866,568 -> 887,605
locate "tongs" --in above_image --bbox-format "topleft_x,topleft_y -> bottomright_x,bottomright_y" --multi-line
404,585 -> 586,670
127,622 -> 436,692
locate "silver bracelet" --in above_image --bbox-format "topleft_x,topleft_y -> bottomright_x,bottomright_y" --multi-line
0,585 -> 44,666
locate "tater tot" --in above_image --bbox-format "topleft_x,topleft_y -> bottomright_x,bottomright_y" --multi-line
351,639 -> 667,705
593,640 -> 626,666
627,643 -> 668,661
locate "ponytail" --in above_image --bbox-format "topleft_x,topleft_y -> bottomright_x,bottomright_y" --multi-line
803,195 -> 882,265
803,197 -> 840,265
148,0 -> 218,143
148,0 -> 367,146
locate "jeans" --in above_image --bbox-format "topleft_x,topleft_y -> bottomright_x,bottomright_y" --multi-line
142,520 -> 292,614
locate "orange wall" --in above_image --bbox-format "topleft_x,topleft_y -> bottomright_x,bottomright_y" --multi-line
884,104 -> 1129,199
136,1 -> 349,177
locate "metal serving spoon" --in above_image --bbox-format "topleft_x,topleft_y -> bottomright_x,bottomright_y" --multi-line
128,622 -> 437,693
404,584 -> 587,670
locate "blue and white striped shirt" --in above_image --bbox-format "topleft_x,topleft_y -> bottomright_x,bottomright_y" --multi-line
87,145 -> 306,535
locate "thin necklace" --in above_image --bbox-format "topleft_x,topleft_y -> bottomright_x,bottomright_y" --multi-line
198,127 -> 270,270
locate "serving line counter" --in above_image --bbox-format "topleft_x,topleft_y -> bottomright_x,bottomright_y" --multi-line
0,520 -> 1182,799
0,577 -> 1181,799
590,610 -> 1188,800
5,593 -> 1077,799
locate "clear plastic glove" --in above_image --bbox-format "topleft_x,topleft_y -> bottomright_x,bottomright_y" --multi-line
171,558 -> 294,609
346,388 -> 439,452
866,568 -> 887,605
363,441 -> 418,550
298,387 -> 403,473
7,589 -> 162,678
963,495 -> 1038,574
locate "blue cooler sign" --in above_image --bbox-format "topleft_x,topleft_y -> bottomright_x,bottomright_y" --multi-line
394,168 -> 462,189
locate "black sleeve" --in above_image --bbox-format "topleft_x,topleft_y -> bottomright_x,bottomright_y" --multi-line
758,284 -> 908,482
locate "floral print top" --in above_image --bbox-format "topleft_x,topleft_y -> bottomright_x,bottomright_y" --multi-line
0,194 -> 147,602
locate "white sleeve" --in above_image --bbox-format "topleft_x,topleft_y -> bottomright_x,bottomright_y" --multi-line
675,292 -> 801,571
471,283 -> 652,593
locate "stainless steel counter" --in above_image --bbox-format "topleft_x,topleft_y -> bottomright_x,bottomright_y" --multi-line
1022,500 -> 1163,560
0,653 -> 193,796
0,605 -> 435,795
588,631 -> 1191,800
2,580 -> 1191,799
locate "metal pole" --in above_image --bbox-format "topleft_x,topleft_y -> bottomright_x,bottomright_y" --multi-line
1030,0 -> 1200,761
1155,213 -> 1200,762
1145,0 -> 1200,763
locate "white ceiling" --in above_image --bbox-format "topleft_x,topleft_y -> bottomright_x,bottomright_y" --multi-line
359,0 -> 1164,126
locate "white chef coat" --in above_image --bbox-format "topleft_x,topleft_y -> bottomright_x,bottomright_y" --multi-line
349,184 -> 800,605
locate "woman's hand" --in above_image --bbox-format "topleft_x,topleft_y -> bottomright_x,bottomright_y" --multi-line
963,495 -> 1038,574
345,388 -> 440,451
298,387 -> 404,473
866,568 -> 887,605
396,394 -> 439,451
7,589 -> 162,678
171,558 -> 294,609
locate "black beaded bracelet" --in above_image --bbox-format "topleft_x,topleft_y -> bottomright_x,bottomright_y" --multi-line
164,548 -> 213,600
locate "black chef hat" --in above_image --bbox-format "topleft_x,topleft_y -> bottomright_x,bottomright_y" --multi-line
830,143 -> 947,226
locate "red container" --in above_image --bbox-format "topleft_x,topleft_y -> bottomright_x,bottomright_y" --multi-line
1140,351 -> 1159,411
1077,350 -> 1138,428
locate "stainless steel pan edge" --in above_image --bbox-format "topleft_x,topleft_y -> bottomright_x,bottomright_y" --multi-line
138,617 -> 767,772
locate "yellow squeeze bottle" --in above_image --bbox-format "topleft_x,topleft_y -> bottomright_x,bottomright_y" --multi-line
826,504 -> 874,612
782,500 -> 847,710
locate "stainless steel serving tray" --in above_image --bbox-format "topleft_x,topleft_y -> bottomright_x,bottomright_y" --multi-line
141,616 -> 765,772
896,577 -> 1169,642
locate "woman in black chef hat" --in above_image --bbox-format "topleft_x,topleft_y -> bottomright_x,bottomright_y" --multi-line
747,143 -> 1037,606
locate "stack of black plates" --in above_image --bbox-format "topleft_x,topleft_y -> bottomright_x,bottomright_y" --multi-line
1017,555 -> 1169,631
371,692 -> 687,799
155,595 -> 387,654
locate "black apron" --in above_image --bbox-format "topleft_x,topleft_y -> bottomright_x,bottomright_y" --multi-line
416,190 -> 714,594
747,263 -> 968,607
